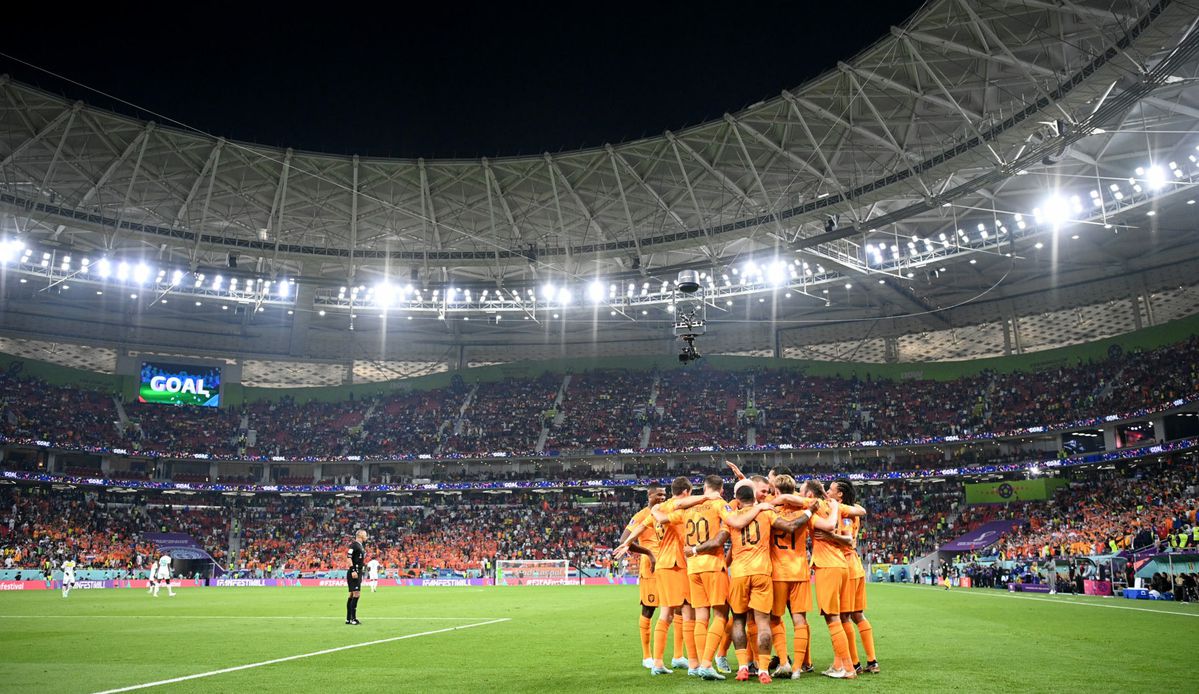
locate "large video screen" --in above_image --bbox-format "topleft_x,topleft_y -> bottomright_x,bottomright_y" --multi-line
138,362 -> 222,407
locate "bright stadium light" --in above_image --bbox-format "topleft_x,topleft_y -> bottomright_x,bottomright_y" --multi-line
1040,195 -> 1071,227
279,279 -> 291,298
96,258 -> 112,279
542,284 -> 555,300
1145,165 -> 1168,190
171,269 -> 184,285
588,280 -> 604,303
0,239 -> 23,263
116,261 -> 130,281
767,261 -> 787,286
133,263 -> 151,284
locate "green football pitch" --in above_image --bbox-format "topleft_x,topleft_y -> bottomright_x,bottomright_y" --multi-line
2,583 -> 1196,692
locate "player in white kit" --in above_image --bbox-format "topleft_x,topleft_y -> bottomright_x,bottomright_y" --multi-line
367,558 -> 381,592
61,559 -> 77,598
153,555 -> 175,597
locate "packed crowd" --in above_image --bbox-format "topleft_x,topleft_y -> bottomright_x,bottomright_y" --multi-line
234,492 -> 633,574
0,486 -> 228,572
3,338 -> 1199,461
546,370 -> 654,450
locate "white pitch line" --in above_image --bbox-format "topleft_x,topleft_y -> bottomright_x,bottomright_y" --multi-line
90,617 -> 510,694
0,618 -> 503,623
904,584 -> 1199,617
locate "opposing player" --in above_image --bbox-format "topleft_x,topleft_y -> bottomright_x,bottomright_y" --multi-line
617,485 -> 667,668
146,559 -> 157,595
152,554 -> 175,597
61,557 -> 76,598
367,557 -> 381,593
719,479 -> 821,684
346,528 -> 367,625
830,479 -> 879,674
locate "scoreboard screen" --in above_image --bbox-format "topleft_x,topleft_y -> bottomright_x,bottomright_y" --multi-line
138,361 -> 222,407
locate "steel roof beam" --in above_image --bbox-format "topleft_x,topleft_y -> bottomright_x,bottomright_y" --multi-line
724,113 -> 840,188
664,130 -> 757,206
894,27 -> 1057,78
836,61 -> 982,120
78,122 -> 155,206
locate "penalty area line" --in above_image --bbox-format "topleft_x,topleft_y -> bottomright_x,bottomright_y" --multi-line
90,618 -> 510,693
931,585 -> 1199,617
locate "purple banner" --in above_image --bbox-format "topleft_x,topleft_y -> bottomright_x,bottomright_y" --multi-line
145,532 -> 225,574
939,520 -> 1020,552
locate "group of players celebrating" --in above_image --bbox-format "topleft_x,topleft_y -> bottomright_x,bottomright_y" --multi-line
614,464 -> 879,683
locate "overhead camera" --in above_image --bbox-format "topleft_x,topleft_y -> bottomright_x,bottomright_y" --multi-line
674,270 -> 706,364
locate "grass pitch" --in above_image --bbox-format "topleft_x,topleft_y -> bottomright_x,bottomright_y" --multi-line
1,583 -> 1196,692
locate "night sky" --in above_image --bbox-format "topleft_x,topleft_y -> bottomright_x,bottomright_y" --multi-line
1,2 -> 924,158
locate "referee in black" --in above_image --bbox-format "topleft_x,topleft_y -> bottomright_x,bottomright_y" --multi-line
346,528 -> 367,625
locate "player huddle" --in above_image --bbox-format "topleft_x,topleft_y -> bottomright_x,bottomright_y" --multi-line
615,465 -> 879,683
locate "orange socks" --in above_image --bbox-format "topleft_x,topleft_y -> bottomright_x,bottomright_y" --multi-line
653,618 -> 669,662
843,620 -> 859,665
682,620 -> 698,668
673,614 -> 685,660
746,621 -> 758,663
719,618 -> 733,656
757,652 -> 772,674
702,616 -> 726,664
770,620 -> 789,666
694,619 -> 708,666
638,616 -> 652,659
794,623 -> 810,671
857,618 -> 876,662
827,621 -> 851,670
735,648 -> 749,670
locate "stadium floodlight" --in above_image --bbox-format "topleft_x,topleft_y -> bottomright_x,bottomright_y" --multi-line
132,263 -> 152,284
0,239 -> 23,264
375,282 -> 395,307
1040,195 -> 1070,227
116,261 -> 130,281
1145,165 -> 1168,190
212,275 -> 223,289
767,261 -> 787,286
588,280 -> 604,303
96,258 -> 111,279
542,284 -> 555,300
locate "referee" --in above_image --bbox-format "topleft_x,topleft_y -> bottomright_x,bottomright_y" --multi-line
346,528 -> 367,625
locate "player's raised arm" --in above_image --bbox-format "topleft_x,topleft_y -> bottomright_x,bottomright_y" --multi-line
725,460 -> 746,480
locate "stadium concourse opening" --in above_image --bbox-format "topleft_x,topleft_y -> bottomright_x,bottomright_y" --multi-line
2,0 -> 1199,690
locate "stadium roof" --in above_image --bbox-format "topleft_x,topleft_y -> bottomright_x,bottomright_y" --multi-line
1,0 -> 1198,373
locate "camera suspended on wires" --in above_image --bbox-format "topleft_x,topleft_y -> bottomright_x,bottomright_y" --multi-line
673,270 -> 706,364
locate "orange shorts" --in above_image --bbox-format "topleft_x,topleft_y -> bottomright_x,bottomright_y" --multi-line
771,580 -> 811,617
688,571 -> 730,608
813,567 -> 848,616
728,574 -> 773,614
848,577 -> 866,612
638,558 -> 658,607
657,566 -> 689,608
